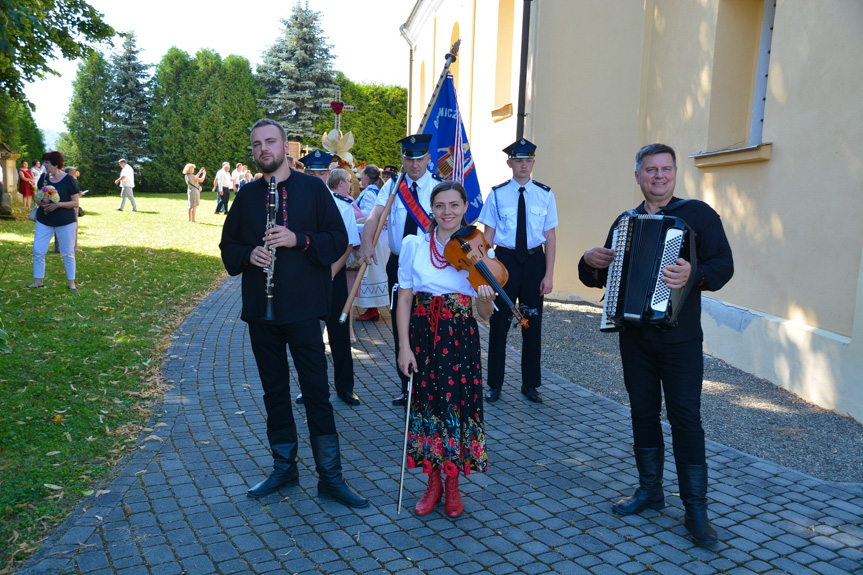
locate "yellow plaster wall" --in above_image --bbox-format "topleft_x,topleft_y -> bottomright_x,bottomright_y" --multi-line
403,0 -> 863,420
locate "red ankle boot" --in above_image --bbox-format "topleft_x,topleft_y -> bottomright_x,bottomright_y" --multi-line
356,308 -> 380,322
444,474 -> 464,517
415,469 -> 443,515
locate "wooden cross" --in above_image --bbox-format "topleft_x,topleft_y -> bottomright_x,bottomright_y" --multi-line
318,86 -> 357,132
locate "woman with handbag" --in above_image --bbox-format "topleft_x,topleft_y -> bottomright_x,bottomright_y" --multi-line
396,181 -> 495,517
25,151 -> 80,291
183,163 -> 206,222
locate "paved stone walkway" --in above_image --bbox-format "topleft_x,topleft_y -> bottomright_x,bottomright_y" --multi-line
20,277 -> 863,574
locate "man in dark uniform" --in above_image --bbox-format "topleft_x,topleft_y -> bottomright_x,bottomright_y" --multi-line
220,118 -> 368,508
293,150 -> 359,407
579,143 -> 733,546
479,139 -> 558,404
359,134 -> 442,406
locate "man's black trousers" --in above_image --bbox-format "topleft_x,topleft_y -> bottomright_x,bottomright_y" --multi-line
247,319 -> 336,444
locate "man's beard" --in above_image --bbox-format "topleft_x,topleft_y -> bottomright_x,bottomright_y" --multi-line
255,154 -> 282,174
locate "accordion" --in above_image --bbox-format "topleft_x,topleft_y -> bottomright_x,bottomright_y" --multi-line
600,213 -> 696,332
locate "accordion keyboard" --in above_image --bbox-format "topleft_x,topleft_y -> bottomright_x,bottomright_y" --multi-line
650,228 -> 684,312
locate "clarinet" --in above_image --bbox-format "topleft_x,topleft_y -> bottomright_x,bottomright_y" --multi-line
263,176 -> 277,321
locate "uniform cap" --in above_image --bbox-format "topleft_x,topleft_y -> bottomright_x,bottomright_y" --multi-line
503,138 -> 537,158
397,134 -> 432,159
298,150 -> 334,171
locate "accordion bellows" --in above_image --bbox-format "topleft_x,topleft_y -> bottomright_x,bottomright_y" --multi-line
600,214 -> 696,332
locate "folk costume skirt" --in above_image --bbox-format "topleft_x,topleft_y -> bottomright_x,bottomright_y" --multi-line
406,292 -> 488,477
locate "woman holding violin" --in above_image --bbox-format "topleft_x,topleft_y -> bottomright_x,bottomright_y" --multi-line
397,181 -> 496,518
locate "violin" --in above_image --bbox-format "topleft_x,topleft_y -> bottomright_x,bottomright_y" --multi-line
444,225 -> 529,329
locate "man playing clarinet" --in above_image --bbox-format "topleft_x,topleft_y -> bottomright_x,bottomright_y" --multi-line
579,143 -> 733,545
220,118 -> 368,507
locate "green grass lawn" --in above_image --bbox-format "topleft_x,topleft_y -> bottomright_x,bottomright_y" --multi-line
0,192 -> 229,572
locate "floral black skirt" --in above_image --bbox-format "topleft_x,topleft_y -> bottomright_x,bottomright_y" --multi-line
406,292 -> 488,477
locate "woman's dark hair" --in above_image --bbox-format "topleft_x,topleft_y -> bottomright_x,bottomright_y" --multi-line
429,180 -> 469,232
363,164 -> 383,188
41,151 -> 64,169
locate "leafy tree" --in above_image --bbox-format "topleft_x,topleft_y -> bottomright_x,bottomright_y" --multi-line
106,34 -> 150,189
216,55 -> 263,166
149,48 -> 199,192
0,92 -> 22,154
0,0 -> 115,102
189,49 -> 226,179
16,102 -> 45,159
54,131 -> 78,166
65,51 -> 115,194
313,72 -> 407,168
0,92 -> 45,161
257,1 -> 335,142
150,49 -> 261,192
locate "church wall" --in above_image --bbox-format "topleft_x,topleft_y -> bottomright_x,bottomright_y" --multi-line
402,0 -> 863,421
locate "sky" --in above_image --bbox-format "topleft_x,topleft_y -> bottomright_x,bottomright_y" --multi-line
26,0 -> 412,141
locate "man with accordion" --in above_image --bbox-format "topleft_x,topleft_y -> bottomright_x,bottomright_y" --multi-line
579,143 -> 733,546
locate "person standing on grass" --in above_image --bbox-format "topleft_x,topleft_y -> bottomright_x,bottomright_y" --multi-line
114,159 -> 137,212
25,151 -> 79,291
183,164 -> 206,222
18,160 -> 36,210
219,118 -> 367,507
214,162 -> 234,214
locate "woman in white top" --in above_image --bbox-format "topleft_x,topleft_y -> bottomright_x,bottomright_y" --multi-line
182,164 -> 206,222
354,164 -> 390,322
396,181 -> 496,518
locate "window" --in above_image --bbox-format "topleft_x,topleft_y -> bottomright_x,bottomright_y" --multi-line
494,0 -> 515,112
696,0 -> 775,164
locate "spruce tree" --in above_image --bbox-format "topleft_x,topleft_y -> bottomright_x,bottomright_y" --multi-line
107,34 -> 150,188
257,1 -> 335,142
66,51 -> 115,193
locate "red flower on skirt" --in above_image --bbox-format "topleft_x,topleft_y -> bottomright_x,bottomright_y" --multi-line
422,460 -> 433,474
443,461 -> 458,477
457,293 -> 471,306
470,440 -> 483,459
407,456 -> 416,469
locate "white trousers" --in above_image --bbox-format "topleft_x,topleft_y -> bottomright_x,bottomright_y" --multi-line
33,221 -> 76,281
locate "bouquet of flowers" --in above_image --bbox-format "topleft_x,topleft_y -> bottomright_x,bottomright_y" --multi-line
34,185 -> 60,204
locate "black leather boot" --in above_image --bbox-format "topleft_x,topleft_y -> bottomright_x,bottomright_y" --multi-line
677,463 -> 718,546
612,447 -> 665,515
247,443 -> 299,499
309,434 -> 369,508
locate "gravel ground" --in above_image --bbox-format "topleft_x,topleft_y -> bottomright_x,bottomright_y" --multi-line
507,298 -> 863,484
